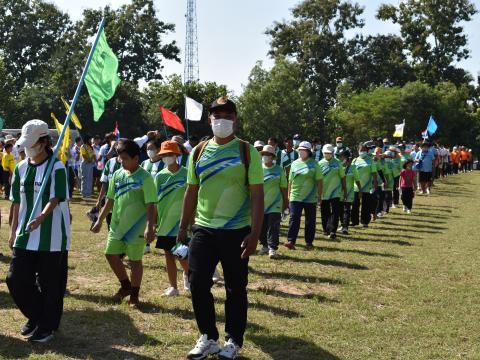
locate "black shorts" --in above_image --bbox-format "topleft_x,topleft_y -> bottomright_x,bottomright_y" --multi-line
155,236 -> 176,251
419,171 -> 432,183
93,168 -> 101,178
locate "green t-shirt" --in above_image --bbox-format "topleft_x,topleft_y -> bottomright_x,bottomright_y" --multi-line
187,138 -> 263,230
263,164 -> 287,214
318,157 -> 345,200
383,159 -> 395,191
374,159 -> 384,187
155,166 -> 187,237
400,153 -> 412,167
343,163 -> 357,203
392,157 -> 402,178
289,158 -> 323,203
352,155 -> 377,193
107,166 -> 157,243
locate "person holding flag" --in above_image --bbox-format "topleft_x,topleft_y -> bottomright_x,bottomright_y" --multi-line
6,120 -> 71,343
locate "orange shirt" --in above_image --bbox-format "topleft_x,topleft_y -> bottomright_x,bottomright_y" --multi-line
460,151 -> 469,161
451,151 -> 460,164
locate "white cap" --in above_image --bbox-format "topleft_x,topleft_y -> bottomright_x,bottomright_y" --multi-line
297,141 -> 312,151
171,135 -> 185,145
322,144 -> 334,154
260,145 -> 276,157
133,135 -> 149,148
16,119 -> 49,148
388,145 -> 399,152
254,140 -> 265,148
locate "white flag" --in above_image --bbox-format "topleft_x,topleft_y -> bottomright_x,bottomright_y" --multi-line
393,120 -> 405,138
185,96 -> 203,121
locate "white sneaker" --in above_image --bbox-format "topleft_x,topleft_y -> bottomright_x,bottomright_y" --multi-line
426,188 -> 430,195
258,246 -> 268,255
268,249 -> 278,259
187,334 -> 221,360
391,204 -> 397,209
406,209 -> 411,214
162,287 -> 179,297
403,206 -> 406,212
218,338 -> 240,359
376,212 -> 383,218
183,272 -> 190,291
212,268 -> 222,283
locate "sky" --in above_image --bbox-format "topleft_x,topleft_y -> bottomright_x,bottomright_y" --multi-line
52,0 -> 480,95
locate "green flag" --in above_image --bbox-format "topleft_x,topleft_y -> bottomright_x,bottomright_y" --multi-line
85,29 -> 121,122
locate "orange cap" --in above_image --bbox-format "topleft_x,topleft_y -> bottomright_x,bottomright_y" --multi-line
158,140 -> 181,156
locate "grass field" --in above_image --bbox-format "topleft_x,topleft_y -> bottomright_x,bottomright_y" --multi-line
1,172 -> 480,360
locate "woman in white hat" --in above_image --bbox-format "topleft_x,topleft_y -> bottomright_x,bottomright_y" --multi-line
284,141 -> 323,250
6,119 -> 71,343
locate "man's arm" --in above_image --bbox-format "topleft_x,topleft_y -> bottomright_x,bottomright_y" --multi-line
91,198 -> 114,233
144,203 -> 156,243
281,187 -> 288,212
95,182 -> 108,209
8,203 -> 19,249
241,184 -> 264,259
27,198 -> 60,232
177,184 -> 199,243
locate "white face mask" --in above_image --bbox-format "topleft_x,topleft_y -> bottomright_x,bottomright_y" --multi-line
25,144 -> 42,158
163,155 -> 177,166
147,149 -> 157,160
336,143 -> 343,147
293,140 -> 300,147
211,119 -> 234,138
262,155 -> 272,164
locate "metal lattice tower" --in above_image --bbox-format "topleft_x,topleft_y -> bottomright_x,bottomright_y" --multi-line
184,0 -> 199,83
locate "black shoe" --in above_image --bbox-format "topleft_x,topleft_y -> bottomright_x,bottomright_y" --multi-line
20,320 -> 37,337
28,328 -> 54,343
328,233 -> 337,240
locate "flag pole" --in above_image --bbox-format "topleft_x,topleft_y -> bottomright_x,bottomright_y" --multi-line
25,17 -> 106,230
184,97 -> 190,140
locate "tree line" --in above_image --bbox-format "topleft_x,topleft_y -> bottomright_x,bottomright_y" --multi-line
0,0 -> 479,150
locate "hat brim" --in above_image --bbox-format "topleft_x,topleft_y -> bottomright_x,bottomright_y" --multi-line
260,151 -> 276,157
158,150 -> 181,157
297,147 -> 311,151
16,135 -> 37,148
322,151 -> 333,154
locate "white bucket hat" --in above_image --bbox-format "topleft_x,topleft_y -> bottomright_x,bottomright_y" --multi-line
16,120 -> 49,148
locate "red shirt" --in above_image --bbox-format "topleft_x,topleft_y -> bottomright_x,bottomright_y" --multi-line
400,169 -> 415,188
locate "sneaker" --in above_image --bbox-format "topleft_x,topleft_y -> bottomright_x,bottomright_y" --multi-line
258,246 -> 268,255
376,212 -> 383,218
183,272 -> 190,291
218,338 -> 241,360
391,204 -> 397,209
341,227 -> 349,235
212,268 -> 222,283
362,224 -> 369,228
187,334 -> 221,360
406,209 -> 411,214
268,249 -> 278,259
162,287 -> 179,297
305,243 -> 314,251
403,206 -> 407,212
284,241 -> 295,250
328,233 -> 337,240
144,244 -> 151,254
28,328 -> 54,343
128,295 -> 140,308
112,287 -> 131,302
20,320 -> 37,337
426,188 -> 430,195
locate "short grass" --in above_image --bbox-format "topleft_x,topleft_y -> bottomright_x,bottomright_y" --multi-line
1,173 -> 480,360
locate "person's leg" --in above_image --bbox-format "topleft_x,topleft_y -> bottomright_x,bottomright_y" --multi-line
267,213 -> 281,250
361,192 -> 372,226
384,191 -> 392,212
304,202 -> 317,245
106,254 -> 129,282
405,188 -> 413,210
80,162 -> 86,196
217,227 -> 250,347
36,251 -> 65,332
342,202 -> 351,230
328,198 -> 341,235
286,202 -> 302,244
351,192 -> 360,226
188,225 -> 220,341
393,176 -> 400,205
164,252 -> 178,289
6,249 -> 42,326
320,199 -> 330,234
259,214 -> 268,249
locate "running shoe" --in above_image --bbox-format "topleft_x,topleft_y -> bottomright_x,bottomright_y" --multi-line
391,204 -> 397,209
20,320 -> 37,337
218,338 -> 241,359
268,249 -> 278,259
341,227 -> 349,235
305,243 -> 314,251
284,241 -> 296,250
403,206 -> 407,212
406,209 -> 411,214
28,328 -> 54,343
328,233 -> 337,240
187,334 -> 221,360
162,287 -> 179,297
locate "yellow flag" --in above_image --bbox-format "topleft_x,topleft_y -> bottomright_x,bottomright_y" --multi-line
61,96 -> 83,129
50,113 -> 70,164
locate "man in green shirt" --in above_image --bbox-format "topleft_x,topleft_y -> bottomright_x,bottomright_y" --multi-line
285,141 -> 323,250
178,97 -> 264,360
91,139 -> 157,308
351,142 -> 378,227
318,144 -> 346,240
338,149 -> 361,235
259,145 -> 288,258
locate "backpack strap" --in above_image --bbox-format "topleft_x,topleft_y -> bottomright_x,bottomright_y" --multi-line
239,140 -> 250,186
193,140 -> 210,179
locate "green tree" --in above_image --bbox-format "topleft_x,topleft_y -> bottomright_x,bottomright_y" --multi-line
377,0 -> 477,85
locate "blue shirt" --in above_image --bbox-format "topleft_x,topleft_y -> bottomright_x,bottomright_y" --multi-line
415,148 -> 437,172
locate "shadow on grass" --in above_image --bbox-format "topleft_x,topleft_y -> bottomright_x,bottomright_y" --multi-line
347,236 -> 413,246
355,231 -> 419,240
378,221 -> 448,231
317,246 -> 400,258
249,267 -> 345,285
0,290 -> 15,309
413,204 -> 457,212
0,253 -> 11,264
276,254 -> 368,270
0,309 -> 158,360
250,288 -> 338,304
371,225 -> 441,234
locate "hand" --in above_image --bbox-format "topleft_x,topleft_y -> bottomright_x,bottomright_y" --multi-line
27,213 -> 46,232
90,221 -> 102,233
241,233 -> 258,259
95,201 -> 101,209
8,234 -> 15,249
144,226 -> 156,244
176,228 -> 188,245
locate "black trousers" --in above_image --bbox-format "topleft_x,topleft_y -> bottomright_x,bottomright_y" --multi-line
352,192 -> 373,226
383,191 -> 393,213
287,202 -> 317,244
393,176 -> 400,204
3,172 -> 11,199
260,213 -> 281,250
68,166 -> 76,199
339,202 -> 352,229
188,225 -> 250,347
320,198 -> 341,235
401,187 -> 414,210
373,187 -> 384,215
6,248 -> 68,332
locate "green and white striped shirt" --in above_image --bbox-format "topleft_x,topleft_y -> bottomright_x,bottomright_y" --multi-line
141,159 -> 164,177
100,157 -> 122,183
10,157 -> 71,252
